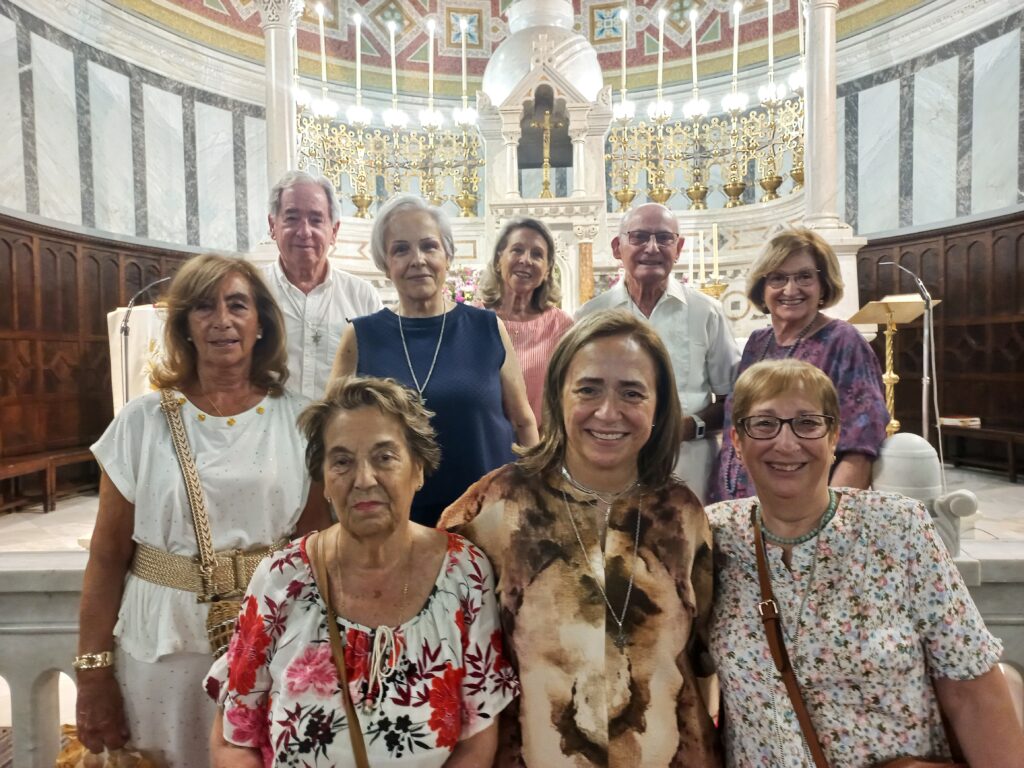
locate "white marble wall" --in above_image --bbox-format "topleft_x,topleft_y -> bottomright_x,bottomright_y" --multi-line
245,115 -> 268,248
31,33 -> 81,225
142,84 -> 186,244
857,80 -> 900,234
195,102 -> 236,250
913,57 -> 958,226
88,63 -> 134,235
0,15 -> 25,211
971,31 -> 1020,214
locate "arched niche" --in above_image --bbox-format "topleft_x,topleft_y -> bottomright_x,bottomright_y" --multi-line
517,85 -> 572,199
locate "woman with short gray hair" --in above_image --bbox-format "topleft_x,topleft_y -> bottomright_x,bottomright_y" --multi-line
331,195 -> 538,526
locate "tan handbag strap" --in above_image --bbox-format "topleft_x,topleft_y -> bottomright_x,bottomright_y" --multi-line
159,389 -> 219,597
751,506 -> 832,768
312,528 -> 371,768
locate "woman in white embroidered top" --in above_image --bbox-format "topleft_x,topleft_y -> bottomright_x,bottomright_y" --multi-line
76,254 -> 329,765
478,216 -> 573,427
706,359 -> 1024,767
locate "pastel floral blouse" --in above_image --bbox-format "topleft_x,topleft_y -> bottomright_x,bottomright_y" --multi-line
206,533 -> 518,767
706,489 -> 1002,768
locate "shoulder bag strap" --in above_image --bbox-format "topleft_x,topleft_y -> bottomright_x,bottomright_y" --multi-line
751,506 -> 831,768
312,529 -> 371,768
159,389 -> 219,596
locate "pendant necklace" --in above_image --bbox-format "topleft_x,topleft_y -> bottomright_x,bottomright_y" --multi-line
560,465 -> 639,530
397,300 -> 447,401
560,470 -> 642,652
276,270 -> 332,345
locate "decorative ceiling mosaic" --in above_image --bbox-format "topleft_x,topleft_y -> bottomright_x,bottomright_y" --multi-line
109,0 -> 933,94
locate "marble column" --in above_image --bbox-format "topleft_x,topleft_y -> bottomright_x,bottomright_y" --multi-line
503,129 -> 521,198
256,0 -> 303,188
574,223 -> 598,304
803,0 -> 841,229
570,127 -> 587,198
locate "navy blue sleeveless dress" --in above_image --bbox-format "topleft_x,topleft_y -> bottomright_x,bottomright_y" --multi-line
352,304 -> 516,526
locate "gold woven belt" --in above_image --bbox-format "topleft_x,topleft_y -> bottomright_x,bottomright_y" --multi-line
130,540 -> 286,599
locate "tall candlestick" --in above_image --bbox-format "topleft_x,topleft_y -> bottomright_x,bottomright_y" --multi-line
767,0 -> 774,79
797,0 -> 804,57
657,8 -> 667,95
732,2 -> 741,92
460,17 -> 468,107
316,3 -> 327,84
712,222 -> 720,278
689,9 -> 699,93
388,21 -> 397,100
687,234 -> 694,284
619,8 -> 628,99
699,230 -> 706,281
354,14 -> 362,101
427,19 -> 435,109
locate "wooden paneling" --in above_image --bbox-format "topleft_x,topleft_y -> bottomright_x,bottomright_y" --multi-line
0,213 -> 192,458
858,209 -> 1024,434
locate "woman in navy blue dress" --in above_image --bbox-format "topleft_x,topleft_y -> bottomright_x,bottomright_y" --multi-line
332,195 -> 538,526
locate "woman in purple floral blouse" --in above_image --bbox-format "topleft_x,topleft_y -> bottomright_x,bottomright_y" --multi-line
207,376 -> 518,767
709,227 -> 888,502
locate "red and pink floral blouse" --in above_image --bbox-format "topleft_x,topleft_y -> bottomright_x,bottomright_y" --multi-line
205,532 -> 518,767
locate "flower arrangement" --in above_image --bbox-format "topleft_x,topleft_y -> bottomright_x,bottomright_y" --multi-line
446,266 -> 483,304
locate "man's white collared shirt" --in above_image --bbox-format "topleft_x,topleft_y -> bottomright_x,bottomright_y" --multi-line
262,260 -> 382,397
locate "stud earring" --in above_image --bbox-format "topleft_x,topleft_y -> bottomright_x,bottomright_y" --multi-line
256,332 -> 263,339
186,336 -> 193,342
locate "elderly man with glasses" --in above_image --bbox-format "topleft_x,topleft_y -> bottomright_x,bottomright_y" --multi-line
576,202 -> 740,503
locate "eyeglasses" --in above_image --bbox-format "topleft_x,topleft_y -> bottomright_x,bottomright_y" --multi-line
764,269 -> 820,289
736,414 -> 834,440
625,230 -> 678,247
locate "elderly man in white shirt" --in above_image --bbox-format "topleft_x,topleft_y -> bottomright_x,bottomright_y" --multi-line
263,171 -> 382,397
576,203 -> 739,503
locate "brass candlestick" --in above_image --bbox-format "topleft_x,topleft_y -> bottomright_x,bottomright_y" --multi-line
698,278 -> 727,299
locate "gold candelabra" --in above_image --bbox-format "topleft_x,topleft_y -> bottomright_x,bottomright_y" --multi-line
297,108 -> 484,218
607,91 -> 804,211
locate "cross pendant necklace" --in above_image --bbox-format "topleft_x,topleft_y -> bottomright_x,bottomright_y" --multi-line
312,328 -> 322,345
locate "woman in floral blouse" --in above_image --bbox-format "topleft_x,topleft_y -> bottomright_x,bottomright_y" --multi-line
207,376 -> 518,767
707,359 -> 1024,767
442,310 -> 721,767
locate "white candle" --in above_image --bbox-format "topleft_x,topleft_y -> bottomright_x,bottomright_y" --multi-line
687,234 -> 694,284
699,230 -> 706,280
767,0 -> 774,77
388,21 -> 397,99
797,0 -> 804,57
689,9 -> 699,92
732,2 -> 741,91
316,3 -> 327,84
657,8 -> 667,94
354,14 -> 362,100
460,17 -> 468,106
712,222 -> 720,277
619,8 -> 628,98
427,19 -> 435,108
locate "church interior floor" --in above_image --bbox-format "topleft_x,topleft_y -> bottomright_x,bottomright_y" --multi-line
0,465 -> 1022,555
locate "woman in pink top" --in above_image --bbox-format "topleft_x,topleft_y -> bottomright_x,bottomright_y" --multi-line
480,217 -> 573,427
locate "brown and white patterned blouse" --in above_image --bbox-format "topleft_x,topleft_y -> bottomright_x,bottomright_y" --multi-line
441,463 -> 722,767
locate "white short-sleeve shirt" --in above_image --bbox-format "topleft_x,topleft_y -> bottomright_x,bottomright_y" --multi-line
90,389 -> 312,661
262,260 -> 383,397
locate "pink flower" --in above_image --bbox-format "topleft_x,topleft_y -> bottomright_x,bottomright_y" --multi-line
285,644 -> 337,697
225,701 -> 268,747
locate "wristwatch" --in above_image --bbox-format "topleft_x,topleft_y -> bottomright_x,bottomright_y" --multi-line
691,414 -> 706,440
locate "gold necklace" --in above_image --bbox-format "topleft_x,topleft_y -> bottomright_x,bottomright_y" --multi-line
201,389 -> 235,426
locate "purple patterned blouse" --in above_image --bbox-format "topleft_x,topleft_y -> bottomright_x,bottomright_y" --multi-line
708,317 -> 889,503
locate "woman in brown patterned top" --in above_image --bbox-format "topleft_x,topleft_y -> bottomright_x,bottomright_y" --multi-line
440,310 -> 721,767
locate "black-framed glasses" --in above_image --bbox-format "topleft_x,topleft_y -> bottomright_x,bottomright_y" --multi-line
764,269 -> 820,289
625,230 -> 678,247
736,414 -> 834,440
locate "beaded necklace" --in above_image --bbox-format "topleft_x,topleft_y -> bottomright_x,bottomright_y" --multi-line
758,311 -> 820,363
757,488 -> 839,546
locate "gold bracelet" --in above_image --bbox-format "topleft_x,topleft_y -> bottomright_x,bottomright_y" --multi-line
72,651 -> 114,670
